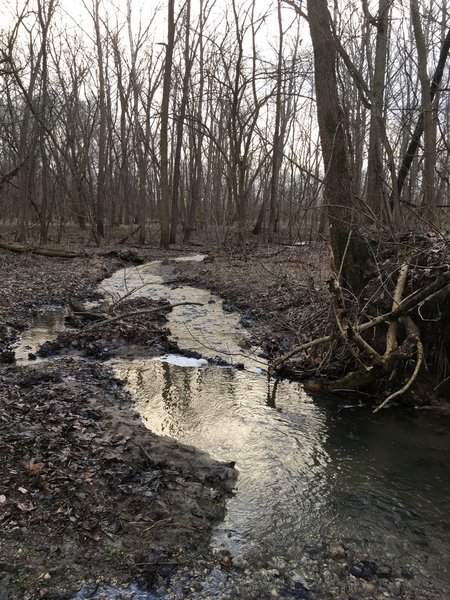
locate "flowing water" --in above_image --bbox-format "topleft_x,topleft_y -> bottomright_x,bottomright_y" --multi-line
16,257 -> 450,598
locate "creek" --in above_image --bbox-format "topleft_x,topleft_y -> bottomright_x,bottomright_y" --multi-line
15,257 -> 450,599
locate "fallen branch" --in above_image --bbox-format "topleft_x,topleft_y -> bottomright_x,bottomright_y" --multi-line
0,240 -> 81,258
85,302 -> 204,331
270,270 -> 450,373
269,334 -> 334,372
118,225 -> 141,245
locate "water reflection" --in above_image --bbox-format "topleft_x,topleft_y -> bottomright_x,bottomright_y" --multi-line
114,357 -> 450,595
100,258 -> 265,370
114,360 -> 332,558
14,308 -> 68,361
13,256 -> 450,597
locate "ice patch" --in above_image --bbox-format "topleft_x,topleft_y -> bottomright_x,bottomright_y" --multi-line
155,354 -> 209,368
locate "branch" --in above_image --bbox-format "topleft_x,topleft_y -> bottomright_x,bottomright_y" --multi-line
385,263 -> 409,356
282,0 -> 308,21
85,302 -> 204,331
395,26 -> 450,200
373,339 -> 424,413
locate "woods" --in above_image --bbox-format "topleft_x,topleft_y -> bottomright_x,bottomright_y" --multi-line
2,3 -> 450,597
0,0 -> 449,398
0,0 -> 447,247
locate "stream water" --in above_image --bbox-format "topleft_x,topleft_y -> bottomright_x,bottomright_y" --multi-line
16,257 -> 450,599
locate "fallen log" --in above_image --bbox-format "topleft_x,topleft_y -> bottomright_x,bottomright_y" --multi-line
0,240 -> 81,258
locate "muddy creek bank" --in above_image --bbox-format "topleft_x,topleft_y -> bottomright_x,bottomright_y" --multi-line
1,253 -> 239,600
97,259 -> 450,599
2,255 -> 450,599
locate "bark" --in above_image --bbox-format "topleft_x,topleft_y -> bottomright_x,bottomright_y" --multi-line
170,0 -> 192,244
268,0 -> 284,241
306,0 -> 373,294
366,0 -> 390,221
183,0 -> 205,243
93,0 -> 107,243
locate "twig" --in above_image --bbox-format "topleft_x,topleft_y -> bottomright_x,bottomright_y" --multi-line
138,444 -> 153,463
142,517 -> 174,532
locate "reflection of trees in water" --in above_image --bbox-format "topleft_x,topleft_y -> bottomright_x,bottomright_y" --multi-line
266,377 -> 279,408
160,363 -> 203,436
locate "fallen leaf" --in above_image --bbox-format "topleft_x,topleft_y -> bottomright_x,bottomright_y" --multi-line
17,502 -> 35,512
24,459 -> 45,474
72,420 -> 85,432
111,433 -> 130,446
18,487 -> 28,494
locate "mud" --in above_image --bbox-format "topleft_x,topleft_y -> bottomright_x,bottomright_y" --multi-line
0,246 -> 237,599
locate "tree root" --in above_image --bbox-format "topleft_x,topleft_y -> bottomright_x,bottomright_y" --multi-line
270,270 -> 449,375
373,339 -> 424,413
268,260 -> 446,407
385,263 -> 409,356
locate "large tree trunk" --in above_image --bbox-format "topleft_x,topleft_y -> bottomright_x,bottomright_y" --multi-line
307,0 -> 373,295
170,0 -> 191,244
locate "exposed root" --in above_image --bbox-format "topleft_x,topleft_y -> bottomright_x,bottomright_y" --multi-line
373,339 -> 424,413
269,239 -> 448,407
385,263 -> 409,356
305,367 -> 377,393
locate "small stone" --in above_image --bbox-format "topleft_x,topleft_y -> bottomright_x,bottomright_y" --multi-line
329,543 -> 346,559
377,564 -> 392,578
362,581 -> 376,593
388,581 -> 403,596
6,527 -> 27,541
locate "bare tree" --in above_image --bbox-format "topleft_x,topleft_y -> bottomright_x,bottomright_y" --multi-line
159,0 -> 175,249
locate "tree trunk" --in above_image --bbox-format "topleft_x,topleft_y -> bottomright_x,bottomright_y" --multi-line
307,0 -> 373,294
366,0 -> 390,222
159,0 -> 175,249
410,0 -> 435,221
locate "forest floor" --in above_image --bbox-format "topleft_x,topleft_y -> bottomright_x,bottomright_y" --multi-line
0,242 -> 238,600
0,234 -> 446,599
